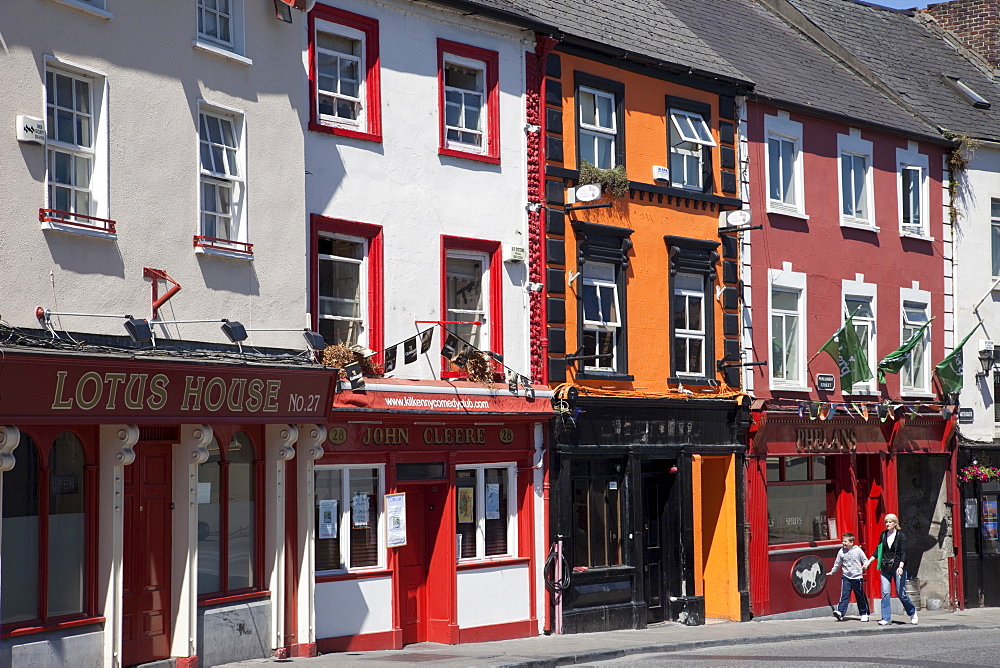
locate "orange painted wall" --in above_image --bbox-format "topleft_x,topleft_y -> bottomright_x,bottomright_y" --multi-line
700,455 -> 741,620
552,53 -> 728,391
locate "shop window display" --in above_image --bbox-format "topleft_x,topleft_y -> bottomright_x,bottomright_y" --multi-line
766,456 -> 836,545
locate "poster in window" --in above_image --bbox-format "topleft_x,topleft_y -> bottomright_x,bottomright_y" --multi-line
457,487 -> 474,523
198,482 -> 212,505
385,493 -> 406,547
966,498 -> 979,528
352,491 -> 370,528
982,498 -> 998,521
319,499 -> 338,540
485,483 -> 500,520
983,521 -> 999,543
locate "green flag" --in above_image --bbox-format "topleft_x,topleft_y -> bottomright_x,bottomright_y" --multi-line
877,319 -> 933,383
934,322 -> 984,395
819,315 -> 872,389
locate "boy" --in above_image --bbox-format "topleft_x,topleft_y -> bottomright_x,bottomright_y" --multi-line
827,532 -> 873,621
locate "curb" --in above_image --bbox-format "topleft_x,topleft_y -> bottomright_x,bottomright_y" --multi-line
497,622 -> 995,667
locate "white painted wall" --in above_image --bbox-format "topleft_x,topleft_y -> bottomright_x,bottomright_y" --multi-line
457,564 -> 530,628
304,0 -> 534,381
314,577 -> 393,637
1,0 -> 308,351
951,144 -> 1000,443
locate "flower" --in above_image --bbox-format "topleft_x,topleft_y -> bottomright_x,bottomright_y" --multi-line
958,465 -> 1000,483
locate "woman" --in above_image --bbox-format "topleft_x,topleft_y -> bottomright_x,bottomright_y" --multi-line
876,513 -> 917,625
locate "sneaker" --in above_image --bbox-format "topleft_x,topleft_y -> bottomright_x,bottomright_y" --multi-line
860,614 -> 869,622
878,620 -> 890,625
911,613 -> 918,625
833,610 -> 844,621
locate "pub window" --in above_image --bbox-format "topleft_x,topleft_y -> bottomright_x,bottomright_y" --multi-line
766,455 -> 835,545
314,465 -> 384,572
456,464 -> 515,560
569,457 -> 624,568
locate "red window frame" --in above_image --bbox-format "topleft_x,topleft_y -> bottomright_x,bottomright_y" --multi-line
197,426 -> 267,605
437,39 -> 500,164
1,427 -> 101,638
309,214 -> 384,357
440,235 -> 503,378
308,4 -> 382,142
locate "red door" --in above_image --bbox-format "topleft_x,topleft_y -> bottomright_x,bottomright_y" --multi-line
397,485 -> 448,645
122,442 -> 173,666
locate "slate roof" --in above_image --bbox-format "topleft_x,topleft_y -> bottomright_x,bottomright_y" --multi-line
786,0 -> 1000,141
666,0 -> 937,139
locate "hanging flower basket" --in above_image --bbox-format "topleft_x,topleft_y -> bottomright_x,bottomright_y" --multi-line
958,465 -> 1000,483
322,344 -> 384,379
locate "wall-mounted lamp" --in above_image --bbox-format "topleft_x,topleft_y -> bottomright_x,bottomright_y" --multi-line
36,306 -> 153,345
977,343 -> 996,380
151,318 -> 247,350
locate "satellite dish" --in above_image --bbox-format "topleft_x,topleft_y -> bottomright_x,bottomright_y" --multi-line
576,184 -> 602,202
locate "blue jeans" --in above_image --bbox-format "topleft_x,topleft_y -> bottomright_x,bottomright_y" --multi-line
838,576 -> 869,615
880,569 -> 915,621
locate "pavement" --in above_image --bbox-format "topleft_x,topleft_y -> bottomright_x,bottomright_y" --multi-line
217,607 -> 1000,668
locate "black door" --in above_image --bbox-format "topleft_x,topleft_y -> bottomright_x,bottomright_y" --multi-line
963,480 -> 1000,608
641,460 -> 675,623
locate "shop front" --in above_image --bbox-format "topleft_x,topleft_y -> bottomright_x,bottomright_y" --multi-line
0,347 -> 336,668
958,443 -> 1000,608
747,408 -> 957,618
549,396 -> 750,634
306,378 -> 552,653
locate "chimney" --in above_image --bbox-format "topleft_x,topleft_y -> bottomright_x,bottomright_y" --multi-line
923,0 -> 1000,68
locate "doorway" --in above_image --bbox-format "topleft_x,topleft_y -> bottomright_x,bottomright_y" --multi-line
396,484 -> 447,645
122,442 -> 173,667
962,480 -> 1000,607
641,460 -> 677,624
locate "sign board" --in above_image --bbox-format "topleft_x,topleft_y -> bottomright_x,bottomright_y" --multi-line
816,374 -> 836,392
16,115 -> 45,144
385,493 -> 407,547
959,408 -> 975,424
720,209 -> 751,228
575,184 -> 602,202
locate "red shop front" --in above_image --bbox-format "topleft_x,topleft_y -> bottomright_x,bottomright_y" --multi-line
306,378 -> 552,652
745,408 -> 958,618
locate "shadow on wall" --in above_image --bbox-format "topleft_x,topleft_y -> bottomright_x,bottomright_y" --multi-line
897,455 -> 949,597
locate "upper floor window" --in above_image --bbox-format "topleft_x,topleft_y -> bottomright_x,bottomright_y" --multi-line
897,144 -> 930,238
666,236 -> 720,382
196,0 -> 245,58
582,262 -> 620,372
310,216 -> 383,351
844,295 -> 875,393
441,236 -> 501,375
456,465 -> 516,560
197,107 -> 249,256
668,101 -> 716,191
2,432 -> 93,630
901,167 -> 923,231
764,113 -> 804,216
310,6 -> 381,141
901,301 -> 930,393
198,432 -> 260,598
46,69 -> 93,221
673,272 -> 706,376
314,466 -> 384,572
991,199 -> 1000,278
838,129 -> 874,227
575,73 -> 624,171
771,288 -> 802,385
437,40 -> 499,163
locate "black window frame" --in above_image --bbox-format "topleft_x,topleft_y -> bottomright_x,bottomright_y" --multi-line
574,72 -> 626,170
573,220 -> 634,381
664,235 -> 719,384
666,96 -> 715,194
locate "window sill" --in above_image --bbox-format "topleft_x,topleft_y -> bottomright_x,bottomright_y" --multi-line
669,375 -> 714,386
766,204 -> 809,220
192,40 -> 253,66
3,615 -> 105,639
840,221 -> 879,233
40,209 -> 117,239
457,556 -> 529,570
194,236 -> 254,260
47,0 -> 112,19
577,370 -> 634,382
316,567 -> 392,583
900,391 -> 936,400
770,383 -> 812,393
439,147 -> 501,165
768,540 -> 841,555
198,590 -> 270,607
309,120 -> 381,143
844,388 -> 879,396
900,230 -> 934,242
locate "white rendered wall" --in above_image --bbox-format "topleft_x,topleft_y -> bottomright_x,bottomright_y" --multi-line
952,145 -> 1000,443
457,564 -> 530,628
1,1 -> 308,351
304,0 -> 534,381
314,577 -> 393,638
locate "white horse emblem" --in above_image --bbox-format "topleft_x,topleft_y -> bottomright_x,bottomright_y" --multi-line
796,561 -> 822,594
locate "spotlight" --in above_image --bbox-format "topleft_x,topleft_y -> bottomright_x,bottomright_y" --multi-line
221,320 -> 248,343
303,330 -> 327,350
124,317 -> 152,343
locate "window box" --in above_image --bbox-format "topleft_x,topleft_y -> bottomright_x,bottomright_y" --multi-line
193,235 -> 253,259
39,208 -> 116,238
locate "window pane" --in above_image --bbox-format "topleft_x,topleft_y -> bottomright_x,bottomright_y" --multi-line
1,435 -> 40,624
572,478 -> 590,567
484,468 -> 508,556
781,139 -> 795,204
852,155 -> 866,218
197,439 -> 222,595
319,32 -> 359,56
768,138 -> 782,200
596,136 -> 613,170
349,468 -> 379,568
227,433 -> 255,591
579,134 -> 595,166
579,91 -> 596,126
446,256 -> 484,311
595,94 -> 614,130
315,469 -> 343,571
841,154 -> 852,215
785,456 -> 808,481
456,469 -> 477,559
47,432 -> 86,618
993,222 -> 1000,277
766,457 -> 781,482
813,456 -> 827,479
445,64 -> 480,92
772,289 -> 798,312
768,482 -> 832,545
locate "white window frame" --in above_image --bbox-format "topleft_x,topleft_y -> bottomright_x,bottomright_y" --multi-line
194,0 -> 249,64
442,53 -> 487,154
764,112 -> 806,218
899,287 -> 931,395
42,59 -> 110,238
582,262 -> 621,371
897,143 -> 931,239
314,19 -> 366,130
668,111 -> 715,191
673,272 -> 706,377
314,464 -> 385,574
48,0 -> 113,18
837,129 -> 876,230
991,198 -> 1000,279
318,234 -> 368,346
842,275 -> 877,395
769,264 -> 808,391
578,86 -> 617,170
455,463 -> 517,561
197,103 -> 247,256
445,249 -> 490,352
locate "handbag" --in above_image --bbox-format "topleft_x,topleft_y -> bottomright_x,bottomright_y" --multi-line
878,533 -> 894,570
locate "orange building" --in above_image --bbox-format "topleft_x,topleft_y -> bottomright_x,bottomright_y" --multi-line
534,42 -> 753,631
